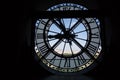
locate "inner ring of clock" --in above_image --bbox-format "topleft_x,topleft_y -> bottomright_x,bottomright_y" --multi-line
47,18 -> 88,58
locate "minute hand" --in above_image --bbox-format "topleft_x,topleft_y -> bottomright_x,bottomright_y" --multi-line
52,19 -> 66,33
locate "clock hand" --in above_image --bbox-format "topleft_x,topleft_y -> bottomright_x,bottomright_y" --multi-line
48,33 -> 63,39
52,19 -> 66,33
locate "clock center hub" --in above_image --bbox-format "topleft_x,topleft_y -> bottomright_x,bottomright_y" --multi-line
63,29 -> 77,42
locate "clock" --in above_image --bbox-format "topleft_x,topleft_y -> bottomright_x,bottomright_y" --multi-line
34,3 -> 102,74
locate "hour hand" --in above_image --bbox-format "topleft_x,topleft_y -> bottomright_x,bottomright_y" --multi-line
48,33 -> 63,39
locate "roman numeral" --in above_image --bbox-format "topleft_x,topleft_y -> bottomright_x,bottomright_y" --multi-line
91,32 -> 99,38
84,18 -> 98,28
40,19 -> 50,27
87,44 -> 97,54
40,19 -> 47,25
84,18 -> 94,26
64,58 -> 70,67
77,55 -> 86,65
50,55 -> 56,64
58,58 -> 62,67
39,45 -> 49,55
37,33 -> 43,39
88,18 -> 95,23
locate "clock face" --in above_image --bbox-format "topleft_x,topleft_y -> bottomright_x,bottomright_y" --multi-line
34,3 -> 102,74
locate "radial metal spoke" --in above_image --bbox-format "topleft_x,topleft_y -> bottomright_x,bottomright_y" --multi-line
69,18 -> 82,32
75,29 -> 87,34
61,18 -> 65,27
75,37 -> 100,44
75,37 -> 87,41
75,27 -> 99,34
51,39 -> 63,50
48,38 -> 58,41
69,18 -> 72,28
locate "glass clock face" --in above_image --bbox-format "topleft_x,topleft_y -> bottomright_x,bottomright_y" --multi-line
34,3 -> 102,74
